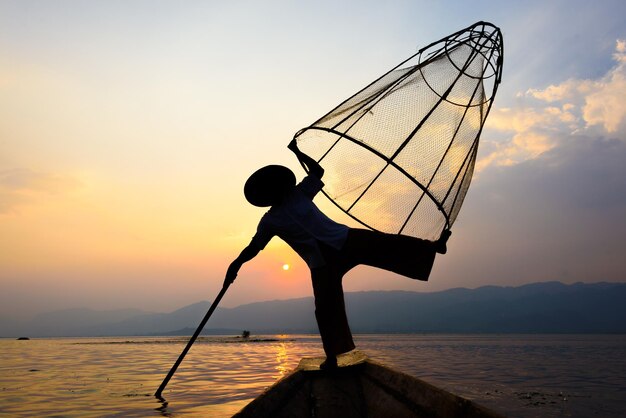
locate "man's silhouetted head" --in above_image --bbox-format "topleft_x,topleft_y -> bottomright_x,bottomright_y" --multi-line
244,165 -> 296,207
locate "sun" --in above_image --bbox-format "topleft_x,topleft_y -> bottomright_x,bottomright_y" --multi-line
282,264 -> 290,271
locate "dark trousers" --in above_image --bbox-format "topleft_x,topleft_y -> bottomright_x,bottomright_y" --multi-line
311,228 -> 437,357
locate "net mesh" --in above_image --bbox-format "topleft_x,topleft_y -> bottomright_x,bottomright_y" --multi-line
294,22 -> 503,240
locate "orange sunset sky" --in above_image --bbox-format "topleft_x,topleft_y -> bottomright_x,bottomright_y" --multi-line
2,0 -> 626,319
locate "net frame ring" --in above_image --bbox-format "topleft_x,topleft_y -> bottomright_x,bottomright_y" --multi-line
417,22 -> 503,108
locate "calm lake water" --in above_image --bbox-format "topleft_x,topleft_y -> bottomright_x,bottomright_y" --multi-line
1,334 -> 624,417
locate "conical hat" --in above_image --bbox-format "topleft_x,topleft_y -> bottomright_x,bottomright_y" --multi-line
244,165 -> 296,207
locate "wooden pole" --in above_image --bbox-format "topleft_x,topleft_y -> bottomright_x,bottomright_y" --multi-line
155,284 -> 230,398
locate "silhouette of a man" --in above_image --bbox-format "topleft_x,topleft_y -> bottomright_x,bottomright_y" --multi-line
226,140 -> 450,368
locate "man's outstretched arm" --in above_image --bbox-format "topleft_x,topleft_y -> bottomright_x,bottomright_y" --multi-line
288,139 -> 324,179
224,240 -> 261,286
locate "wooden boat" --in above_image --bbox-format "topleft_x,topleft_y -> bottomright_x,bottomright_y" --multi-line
233,351 -> 505,418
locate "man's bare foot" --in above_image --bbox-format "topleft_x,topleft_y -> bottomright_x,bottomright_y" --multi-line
436,230 -> 451,254
320,357 -> 338,370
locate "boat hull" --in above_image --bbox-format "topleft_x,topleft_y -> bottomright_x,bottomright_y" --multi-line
234,352 -> 505,418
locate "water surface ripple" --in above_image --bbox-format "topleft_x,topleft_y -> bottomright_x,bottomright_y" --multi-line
1,334 -> 624,417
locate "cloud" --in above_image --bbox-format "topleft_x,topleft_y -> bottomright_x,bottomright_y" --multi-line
582,43 -> 626,133
614,39 -> 626,59
477,107 -> 564,170
451,134 -> 626,285
443,40 -> 626,286
0,168 -> 82,213
479,40 -> 626,171
525,79 -> 596,103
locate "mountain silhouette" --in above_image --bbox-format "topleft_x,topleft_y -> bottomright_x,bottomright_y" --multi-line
3,281 -> 625,337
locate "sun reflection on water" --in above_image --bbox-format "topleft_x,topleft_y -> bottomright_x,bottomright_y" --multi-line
274,342 -> 289,379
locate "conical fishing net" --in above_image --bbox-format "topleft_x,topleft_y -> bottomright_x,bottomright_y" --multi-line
294,21 -> 503,241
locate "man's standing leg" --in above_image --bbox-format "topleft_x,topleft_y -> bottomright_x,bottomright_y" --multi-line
311,265 -> 355,367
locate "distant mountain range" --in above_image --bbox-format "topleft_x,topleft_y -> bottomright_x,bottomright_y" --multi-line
2,281 -> 625,337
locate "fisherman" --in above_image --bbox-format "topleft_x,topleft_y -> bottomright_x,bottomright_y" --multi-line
225,140 -> 450,369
